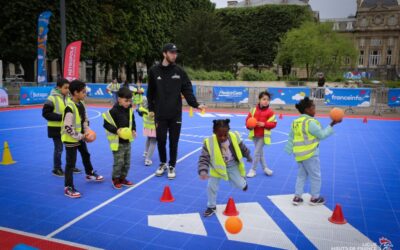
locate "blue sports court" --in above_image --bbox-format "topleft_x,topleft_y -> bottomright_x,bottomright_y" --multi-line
0,106 -> 399,249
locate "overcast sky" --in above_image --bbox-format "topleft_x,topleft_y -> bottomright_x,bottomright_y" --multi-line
210,0 -> 357,19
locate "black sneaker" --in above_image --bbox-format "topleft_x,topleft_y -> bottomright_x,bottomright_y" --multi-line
310,196 -> 325,206
292,196 -> 304,206
243,183 -> 248,191
72,167 -> 82,174
203,207 -> 216,217
52,168 -> 64,177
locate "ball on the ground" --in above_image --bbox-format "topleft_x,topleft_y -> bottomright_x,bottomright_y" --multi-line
246,117 -> 257,129
119,127 -> 132,140
330,107 -> 344,122
225,216 -> 243,234
85,130 -> 96,142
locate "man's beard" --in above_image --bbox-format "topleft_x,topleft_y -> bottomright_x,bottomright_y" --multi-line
165,55 -> 176,64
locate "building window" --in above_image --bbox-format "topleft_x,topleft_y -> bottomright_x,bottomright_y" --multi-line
387,50 -> 392,65
359,38 -> 365,48
370,39 -> 382,46
346,22 -> 353,30
333,22 -> 339,31
359,50 -> 364,66
369,50 -> 381,66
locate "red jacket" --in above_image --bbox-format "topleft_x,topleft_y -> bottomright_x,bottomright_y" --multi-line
246,105 -> 277,137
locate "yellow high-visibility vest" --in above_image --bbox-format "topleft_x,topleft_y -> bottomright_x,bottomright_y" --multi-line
138,106 -> 155,130
248,108 -> 275,145
205,131 -> 246,180
292,116 -> 320,162
102,108 -> 134,151
61,100 -> 83,143
132,86 -> 144,105
47,93 -> 68,127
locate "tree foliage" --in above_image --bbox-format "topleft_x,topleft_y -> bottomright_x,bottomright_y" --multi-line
276,22 -> 358,79
217,5 -> 313,67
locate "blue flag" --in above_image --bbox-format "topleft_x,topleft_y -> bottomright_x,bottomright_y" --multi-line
37,11 -> 52,83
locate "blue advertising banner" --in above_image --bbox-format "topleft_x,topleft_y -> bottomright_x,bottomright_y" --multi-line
268,87 -> 310,105
324,88 -> 371,107
212,86 -> 248,103
37,11 -> 52,84
20,87 -> 53,105
388,88 -> 400,107
86,83 -> 111,99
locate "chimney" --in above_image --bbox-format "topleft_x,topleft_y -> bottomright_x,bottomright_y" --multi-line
227,0 -> 238,7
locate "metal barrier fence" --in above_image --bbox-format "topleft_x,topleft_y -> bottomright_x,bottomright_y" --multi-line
2,82 -> 398,115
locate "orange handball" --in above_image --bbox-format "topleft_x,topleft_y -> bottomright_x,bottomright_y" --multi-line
85,130 -> 97,143
225,216 -> 243,234
329,108 -> 344,122
246,117 -> 257,129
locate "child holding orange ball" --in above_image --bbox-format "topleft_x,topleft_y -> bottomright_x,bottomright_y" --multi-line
285,97 -> 341,206
62,80 -> 104,198
245,91 -> 277,178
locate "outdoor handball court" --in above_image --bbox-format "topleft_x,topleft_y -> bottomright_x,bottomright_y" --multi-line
0,105 -> 399,250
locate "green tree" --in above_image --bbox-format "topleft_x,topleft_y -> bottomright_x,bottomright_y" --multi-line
217,5 -> 313,68
175,10 -> 238,71
276,22 -> 358,79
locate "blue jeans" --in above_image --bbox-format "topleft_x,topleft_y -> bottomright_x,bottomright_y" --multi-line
207,161 -> 247,208
295,155 -> 321,199
112,92 -> 118,104
251,137 -> 268,170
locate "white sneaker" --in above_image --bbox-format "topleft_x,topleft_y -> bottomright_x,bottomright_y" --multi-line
167,166 -> 176,180
264,168 -> 273,176
247,169 -> 256,178
144,159 -> 153,166
155,163 -> 167,176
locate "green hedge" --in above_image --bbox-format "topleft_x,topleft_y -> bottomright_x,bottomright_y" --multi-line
185,68 -> 235,80
239,68 -> 277,81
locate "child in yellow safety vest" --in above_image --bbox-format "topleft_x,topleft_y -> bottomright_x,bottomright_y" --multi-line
285,97 -> 341,206
42,78 -> 77,177
198,119 -> 253,217
62,80 -> 105,198
103,87 -> 137,189
137,97 -> 156,166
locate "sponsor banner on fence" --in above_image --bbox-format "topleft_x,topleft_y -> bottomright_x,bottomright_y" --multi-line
324,88 -> 371,107
268,87 -> 310,105
0,88 -> 9,107
20,87 -> 53,105
212,86 -> 248,103
388,88 -> 400,107
86,83 -> 149,99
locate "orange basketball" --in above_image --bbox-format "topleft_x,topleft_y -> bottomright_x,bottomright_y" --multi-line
329,108 -> 344,122
246,117 -> 257,129
85,130 -> 96,143
225,216 -> 243,234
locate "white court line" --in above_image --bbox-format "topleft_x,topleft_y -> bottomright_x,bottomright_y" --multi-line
268,194 -> 378,249
46,146 -> 203,238
179,139 -> 203,144
0,109 -> 102,132
0,226 -> 102,250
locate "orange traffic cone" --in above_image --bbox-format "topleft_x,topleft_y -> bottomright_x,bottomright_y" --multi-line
328,204 -> 347,224
363,117 -> 368,123
160,185 -> 175,202
1,141 -> 16,165
279,113 -> 283,119
223,197 -> 239,216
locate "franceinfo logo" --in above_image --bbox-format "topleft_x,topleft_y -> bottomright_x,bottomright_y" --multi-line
331,95 -> 364,101
218,90 -> 243,97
